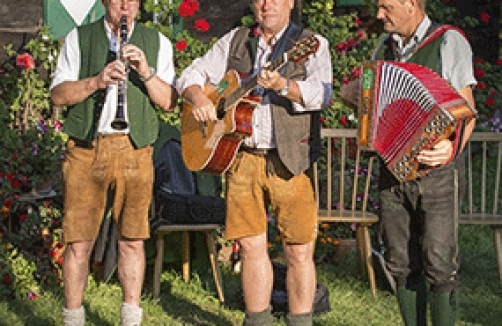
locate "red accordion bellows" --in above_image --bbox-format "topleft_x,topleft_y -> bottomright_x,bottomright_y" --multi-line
358,60 -> 476,182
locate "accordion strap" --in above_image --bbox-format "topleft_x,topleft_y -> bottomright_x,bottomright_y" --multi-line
417,24 -> 467,52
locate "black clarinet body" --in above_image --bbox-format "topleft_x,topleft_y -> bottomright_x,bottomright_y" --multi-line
111,16 -> 129,130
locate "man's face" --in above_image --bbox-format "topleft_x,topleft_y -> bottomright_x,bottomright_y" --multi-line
375,0 -> 413,36
252,0 -> 294,35
102,0 -> 140,31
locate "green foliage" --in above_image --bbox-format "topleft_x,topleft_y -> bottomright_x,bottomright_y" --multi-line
304,0 -> 380,129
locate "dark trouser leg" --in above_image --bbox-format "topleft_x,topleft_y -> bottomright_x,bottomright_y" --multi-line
380,181 -> 426,326
421,166 -> 461,326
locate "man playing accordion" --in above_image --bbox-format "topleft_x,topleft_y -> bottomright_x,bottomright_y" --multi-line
372,1 -> 476,325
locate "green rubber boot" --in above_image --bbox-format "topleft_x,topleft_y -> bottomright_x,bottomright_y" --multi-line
429,290 -> 457,326
396,281 -> 427,326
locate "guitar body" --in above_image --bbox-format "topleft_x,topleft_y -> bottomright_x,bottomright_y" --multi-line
181,70 -> 260,174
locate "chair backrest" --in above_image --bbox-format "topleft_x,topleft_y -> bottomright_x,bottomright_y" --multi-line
314,128 -> 378,218
459,132 -> 502,223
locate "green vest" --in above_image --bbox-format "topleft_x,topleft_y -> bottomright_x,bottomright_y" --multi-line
64,18 -> 160,148
228,26 -> 320,176
374,24 -> 442,74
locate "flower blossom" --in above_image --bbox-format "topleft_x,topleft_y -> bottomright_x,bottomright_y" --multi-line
474,69 -> 485,78
480,12 -> 490,23
175,40 -> 187,51
53,119 -> 63,131
178,0 -> 199,18
194,19 -> 210,33
37,120 -> 48,134
16,53 -> 35,70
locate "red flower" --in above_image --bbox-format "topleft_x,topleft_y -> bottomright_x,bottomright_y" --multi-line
253,26 -> 261,37
11,155 -> 18,160
11,180 -> 22,188
477,82 -> 486,90
480,12 -> 490,23
474,58 -> 484,65
175,40 -> 187,51
486,97 -> 495,106
194,19 -> 210,32
491,90 -> 497,96
6,172 -> 14,181
354,17 -> 362,27
16,53 -> 35,70
496,58 -> 502,66
320,117 -> 326,124
3,273 -> 11,283
4,199 -> 13,208
19,215 -> 27,223
178,0 -> 199,18
474,69 -> 485,78
340,116 -> 348,126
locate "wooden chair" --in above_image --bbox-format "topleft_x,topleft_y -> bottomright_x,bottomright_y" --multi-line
151,206 -> 225,303
314,128 -> 379,296
457,132 -> 502,282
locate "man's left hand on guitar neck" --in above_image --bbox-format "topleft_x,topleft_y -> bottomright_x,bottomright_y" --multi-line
258,63 -> 305,106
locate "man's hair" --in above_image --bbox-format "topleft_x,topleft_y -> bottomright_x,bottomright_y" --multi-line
399,0 -> 426,11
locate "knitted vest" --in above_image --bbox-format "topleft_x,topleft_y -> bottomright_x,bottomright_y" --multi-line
64,18 -> 159,148
228,26 -> 320,176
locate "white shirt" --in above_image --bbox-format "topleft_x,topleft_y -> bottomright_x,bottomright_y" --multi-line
176,26 -> 332,149
373,15 -> 476,92
51,18 -> 176,134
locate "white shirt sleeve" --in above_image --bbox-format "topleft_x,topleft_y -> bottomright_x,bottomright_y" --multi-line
294,35 -> 333,112
50,28 -> 80,90
176,28 -> 237,94
440,30 -> 477,92
156,32 -> 176,86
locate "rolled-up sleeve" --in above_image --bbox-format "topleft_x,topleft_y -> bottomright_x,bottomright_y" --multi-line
176,29 -> 236,94
50,28 -> 80,90
293,35 -> 332,112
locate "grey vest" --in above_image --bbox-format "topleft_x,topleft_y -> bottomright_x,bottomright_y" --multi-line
228,27 -> 321,176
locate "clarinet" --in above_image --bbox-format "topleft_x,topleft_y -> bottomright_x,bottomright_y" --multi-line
111,16 -> 129,130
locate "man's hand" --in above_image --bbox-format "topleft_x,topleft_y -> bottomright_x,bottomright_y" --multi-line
95,59 -> 127,90
257,63 -> 286,91
121,44 -> 151,80
192,95 -> 217,122
416,139 -> 453,167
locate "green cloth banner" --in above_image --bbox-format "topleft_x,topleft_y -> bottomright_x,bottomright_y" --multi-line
43,0 -> 105,40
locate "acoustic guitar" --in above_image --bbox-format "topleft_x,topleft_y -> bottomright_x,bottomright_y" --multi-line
181,35 -> 320,174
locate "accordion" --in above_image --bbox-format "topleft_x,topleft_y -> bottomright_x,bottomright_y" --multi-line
358,60 -> 476,182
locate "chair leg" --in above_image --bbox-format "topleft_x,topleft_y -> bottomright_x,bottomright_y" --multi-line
362,225 -> 377,297
182,231 -> 190,282
494,226 -> 502,283
153,231 -> 166,299
355,225 -> 365,277
206,230 -> 225,303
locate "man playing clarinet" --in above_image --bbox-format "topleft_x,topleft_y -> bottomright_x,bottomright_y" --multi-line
50,0 -> 176,324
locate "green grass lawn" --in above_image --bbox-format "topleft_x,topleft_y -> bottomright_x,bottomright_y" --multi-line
1,224 -> 501,325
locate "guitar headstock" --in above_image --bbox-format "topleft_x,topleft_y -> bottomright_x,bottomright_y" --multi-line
287,35 -> 320,63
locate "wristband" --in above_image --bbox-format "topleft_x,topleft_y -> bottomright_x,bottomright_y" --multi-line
140,66 -> 156,82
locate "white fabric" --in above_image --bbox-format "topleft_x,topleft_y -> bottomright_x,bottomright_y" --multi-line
176,26 -> 332,149
51,18 -> 176,134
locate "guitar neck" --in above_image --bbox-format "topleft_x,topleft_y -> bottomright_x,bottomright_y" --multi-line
223,55 -> 287,109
